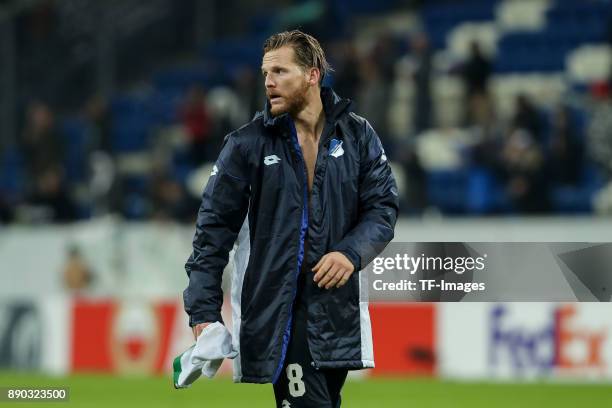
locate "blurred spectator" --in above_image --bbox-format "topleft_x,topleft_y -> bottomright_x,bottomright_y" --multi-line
461,41 -> 491,98
409,32 -> 433,134
512,94 -> 544,143
82,95 -> 120,215
21,101 -> 63,184
0,201 -> 11,224
546,105 -> 583,186
20,101 -> 77,222
588,82 -> 612,180
180,85 -> 213,165
233,67 -> 263,121
26,167 -> 78,222
399,147 -> 427,213
471,118 -> 505,171
467,92 -> 495,130
62,245 -> 93,293
356,56 -> 389,140
329,40 -> 360,101
84,95 -> 112,153
373,33 -> 399,83
500,129 -> 550,213
460,41 -> 492,127
590,83 -> 612,214
356,34 -> 398,140
207,85 -> 248,148
150,174 -> 199,224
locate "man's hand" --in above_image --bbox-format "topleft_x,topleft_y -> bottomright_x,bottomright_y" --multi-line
312,252 -> 355,289
192,322 -> 211,340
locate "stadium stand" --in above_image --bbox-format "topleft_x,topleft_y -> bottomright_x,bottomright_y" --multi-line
1,0 -> 611,222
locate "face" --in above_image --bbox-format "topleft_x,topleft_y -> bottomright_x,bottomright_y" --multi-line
261,46 -> 312,116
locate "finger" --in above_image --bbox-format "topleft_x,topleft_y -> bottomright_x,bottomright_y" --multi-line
325,268 -> 345,289
312,255 -> 327,272
336,271 -> 351,288
316,262 -> 337,287
313,258 -> 332,282
318,264 -> 341,288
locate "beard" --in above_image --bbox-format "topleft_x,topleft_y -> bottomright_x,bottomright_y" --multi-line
269,80 -> 309,117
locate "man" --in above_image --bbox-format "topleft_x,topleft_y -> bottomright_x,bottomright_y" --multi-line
184,30 -> 398,407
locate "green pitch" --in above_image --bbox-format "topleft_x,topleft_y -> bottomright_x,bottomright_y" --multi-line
1,372 -> 610,407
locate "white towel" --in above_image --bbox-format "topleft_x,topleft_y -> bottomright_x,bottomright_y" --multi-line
173,321 -> 238,389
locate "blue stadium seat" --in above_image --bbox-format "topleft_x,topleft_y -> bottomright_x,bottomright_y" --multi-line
550,164 -> 605,213
202,37 -> 265,70
110,95 -> 154,153
426,169 -> 469,214
171,148 -> 194,184
422,0 -> 499,49
121,175 -> 151,219
110,116 -> 152,153
495,33 -> 572,72
148,88 -> 184,126
495,0 -> 610,74
466,167 -> 512,214
0,147 -> 25,197
152,67 -> 212,92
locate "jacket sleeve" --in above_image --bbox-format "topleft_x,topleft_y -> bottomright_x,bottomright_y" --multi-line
184,133 -> 250,326
332,120 -> 399,271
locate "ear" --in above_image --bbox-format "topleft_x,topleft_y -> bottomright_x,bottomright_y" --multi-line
307,67 -> 321,86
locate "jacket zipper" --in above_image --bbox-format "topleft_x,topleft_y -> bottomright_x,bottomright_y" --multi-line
304,124 -> 335,372
272,120 -> 309,383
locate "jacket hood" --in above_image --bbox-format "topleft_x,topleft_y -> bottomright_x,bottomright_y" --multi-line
260,87 -> 353,129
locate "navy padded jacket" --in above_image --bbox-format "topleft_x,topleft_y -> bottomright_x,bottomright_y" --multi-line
184,87 -> 399,383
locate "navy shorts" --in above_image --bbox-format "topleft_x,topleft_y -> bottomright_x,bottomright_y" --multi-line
272,273 -> 348,408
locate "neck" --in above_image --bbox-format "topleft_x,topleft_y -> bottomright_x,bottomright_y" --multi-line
292,88 -> 325,139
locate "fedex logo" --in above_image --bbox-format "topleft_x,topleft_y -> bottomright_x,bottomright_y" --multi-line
489,304 -> 607,376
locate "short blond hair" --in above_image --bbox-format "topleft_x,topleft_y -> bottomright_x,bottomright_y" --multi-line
263,30 -> 332,84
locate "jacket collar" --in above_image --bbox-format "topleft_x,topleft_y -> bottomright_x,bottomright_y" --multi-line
261,87 -> 353,132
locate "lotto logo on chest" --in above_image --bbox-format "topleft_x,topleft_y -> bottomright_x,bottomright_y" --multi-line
264,155 -> 281,166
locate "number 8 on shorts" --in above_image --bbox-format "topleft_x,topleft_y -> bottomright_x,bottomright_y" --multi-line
286,363 -> 306,397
